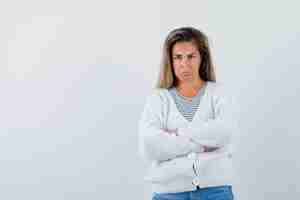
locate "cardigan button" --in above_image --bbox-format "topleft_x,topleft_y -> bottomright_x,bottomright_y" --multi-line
192,177 -> 201,186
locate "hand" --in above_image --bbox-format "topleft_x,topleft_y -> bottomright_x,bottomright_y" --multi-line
162,128 -> 178,136
202,146 -> 220,152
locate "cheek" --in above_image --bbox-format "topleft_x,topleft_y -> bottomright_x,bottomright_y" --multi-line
173,68 -> 180,77
195,58 -> 201,65
173,64 -> 181,73
173,67 -> 183,79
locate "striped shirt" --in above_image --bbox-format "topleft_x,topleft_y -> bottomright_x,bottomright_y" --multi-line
168,83 -> 207,122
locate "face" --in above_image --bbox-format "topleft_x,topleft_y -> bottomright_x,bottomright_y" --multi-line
171,41 -> 201,85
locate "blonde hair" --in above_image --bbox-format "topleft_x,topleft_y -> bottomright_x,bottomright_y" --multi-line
155,27 -> 216,89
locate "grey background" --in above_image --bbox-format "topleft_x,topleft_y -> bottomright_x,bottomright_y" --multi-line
1,0 -> 299,199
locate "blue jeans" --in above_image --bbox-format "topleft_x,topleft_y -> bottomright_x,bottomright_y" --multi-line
152,185 -> 234,200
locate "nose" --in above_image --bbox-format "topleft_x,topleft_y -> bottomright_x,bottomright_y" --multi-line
180,56 -> 190,66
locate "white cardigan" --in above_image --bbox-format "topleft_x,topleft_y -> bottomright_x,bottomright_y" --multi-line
138,81 -> 240,193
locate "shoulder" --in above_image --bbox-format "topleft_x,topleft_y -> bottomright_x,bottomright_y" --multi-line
149,88 -> 168,99
207,82 -> 240,121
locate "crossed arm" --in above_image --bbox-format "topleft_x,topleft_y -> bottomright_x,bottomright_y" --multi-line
138,91 -> 238,163
162,128 -> 220,152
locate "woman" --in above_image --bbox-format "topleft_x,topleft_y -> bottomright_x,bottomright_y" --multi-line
138,27 -> 239,200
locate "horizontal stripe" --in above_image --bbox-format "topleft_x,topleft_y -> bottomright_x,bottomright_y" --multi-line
168,83 -> 206,122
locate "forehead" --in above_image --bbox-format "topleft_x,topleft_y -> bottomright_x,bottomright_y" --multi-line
172,41 -> 198,54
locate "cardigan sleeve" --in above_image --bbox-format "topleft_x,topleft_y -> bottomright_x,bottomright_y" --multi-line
138,91 -> 201,163
179,84 -> 240,148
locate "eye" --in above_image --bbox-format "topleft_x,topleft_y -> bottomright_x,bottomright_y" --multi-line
188,54 -> 196,59
173,55 -> 182,60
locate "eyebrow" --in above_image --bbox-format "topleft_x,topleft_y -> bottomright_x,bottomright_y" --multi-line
173,52 -> 197,56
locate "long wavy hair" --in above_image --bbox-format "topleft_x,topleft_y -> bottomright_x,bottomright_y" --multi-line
155,27 -> 216,89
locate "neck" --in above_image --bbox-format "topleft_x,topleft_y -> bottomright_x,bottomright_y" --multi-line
176,79 -> 205,98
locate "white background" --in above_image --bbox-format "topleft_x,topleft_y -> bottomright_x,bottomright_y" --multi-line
1,0 -> 299,199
